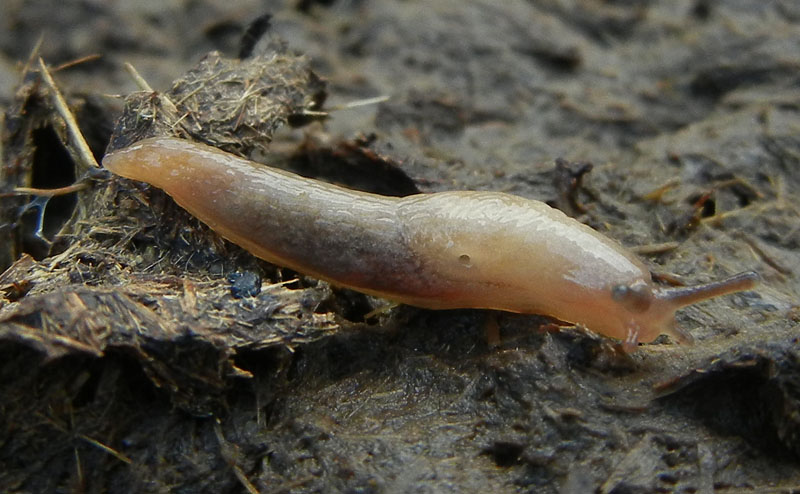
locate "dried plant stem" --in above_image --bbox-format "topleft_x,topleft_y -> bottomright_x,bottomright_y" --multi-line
37,57 -> 99,170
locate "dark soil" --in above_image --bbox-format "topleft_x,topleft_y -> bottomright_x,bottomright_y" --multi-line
1,1 -> 799,493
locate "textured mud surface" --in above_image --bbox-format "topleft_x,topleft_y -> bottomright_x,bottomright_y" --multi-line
1,1 -> 799,493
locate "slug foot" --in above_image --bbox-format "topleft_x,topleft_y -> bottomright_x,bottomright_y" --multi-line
623,324 -> 641,353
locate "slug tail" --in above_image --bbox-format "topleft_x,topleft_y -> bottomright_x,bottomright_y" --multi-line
102,140 -> 158,182
657,271 -> 759,309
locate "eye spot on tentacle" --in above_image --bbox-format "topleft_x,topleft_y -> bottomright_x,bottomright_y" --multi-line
611,284 -> 629,301
611,281 -> 652,313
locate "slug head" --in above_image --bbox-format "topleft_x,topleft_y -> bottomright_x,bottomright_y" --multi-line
609,271 -> 759,349
611,280 -> 653,314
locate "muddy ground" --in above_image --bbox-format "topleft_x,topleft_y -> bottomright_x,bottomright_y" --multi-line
1,1 -> 799,493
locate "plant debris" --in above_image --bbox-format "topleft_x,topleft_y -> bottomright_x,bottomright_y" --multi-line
1,2 -> 799,493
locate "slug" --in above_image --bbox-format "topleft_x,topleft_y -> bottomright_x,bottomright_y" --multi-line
103,137 -> 758,347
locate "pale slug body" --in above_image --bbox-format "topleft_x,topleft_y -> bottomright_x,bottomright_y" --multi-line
103,137 -> 758,347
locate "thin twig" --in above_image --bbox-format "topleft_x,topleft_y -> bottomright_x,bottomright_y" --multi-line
37,57 -> 100,169
123,61 -> 182,116
214,419 -> 260,494
123,61 -> 153,92
631,241 -> 680,255
79,434 -> 133,464
53,54 -> 102,72
339,94 -> 390,109
1,182 -> 90,197
74,447 -> 84,488
21,34 -> 44,76
302,95 -> 392,118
